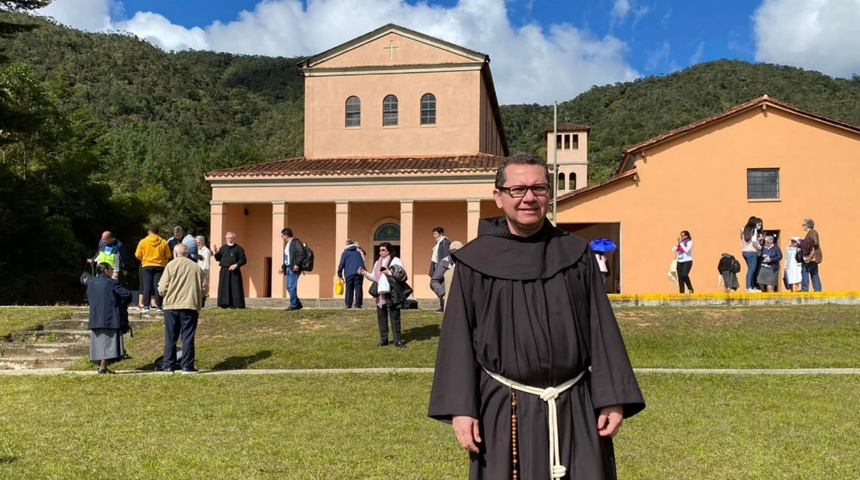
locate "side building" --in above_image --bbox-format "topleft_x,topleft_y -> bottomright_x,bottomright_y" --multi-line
556,95 -> 858,293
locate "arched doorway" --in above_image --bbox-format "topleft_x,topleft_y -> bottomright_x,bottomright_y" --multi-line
369,218 -> 401,263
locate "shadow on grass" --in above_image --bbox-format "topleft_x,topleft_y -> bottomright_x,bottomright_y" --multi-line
403,324 -> 441,342
0,455 -> 16,465
211,350 -> 273,370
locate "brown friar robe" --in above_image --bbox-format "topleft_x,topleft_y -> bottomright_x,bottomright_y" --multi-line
428,217 -> 645,480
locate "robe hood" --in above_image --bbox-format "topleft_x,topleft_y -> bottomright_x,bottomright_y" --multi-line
453,216 -> 588,280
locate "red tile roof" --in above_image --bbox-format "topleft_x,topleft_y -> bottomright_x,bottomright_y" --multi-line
205,154 -> 504,179
616,95 -> 860,174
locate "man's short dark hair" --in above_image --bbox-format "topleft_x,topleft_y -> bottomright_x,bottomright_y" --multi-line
494,152 -> 552,189
149,225 -> 160,235
433,227 -> 444,235
281,228 -> 293,237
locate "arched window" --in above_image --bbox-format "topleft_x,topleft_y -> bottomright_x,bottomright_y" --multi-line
570,172 -> 577,190
420,93 -> 436,125
383,95 -> 398,126
558,172 -> 566,191
373,223 -> 400,241
345,96 -> 360,127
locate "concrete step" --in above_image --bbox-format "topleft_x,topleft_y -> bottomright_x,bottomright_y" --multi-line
0,356 -> 80,370
8,330 -> 89,343
0,342 -> 89,357
45,318 -> 162,331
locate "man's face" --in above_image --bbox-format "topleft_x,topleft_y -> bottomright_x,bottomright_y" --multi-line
493,163 -> 550,236
175,230 -> 183,239
225,234 -> 236,244
102,233 -> 112,243
432,231 -> 440,240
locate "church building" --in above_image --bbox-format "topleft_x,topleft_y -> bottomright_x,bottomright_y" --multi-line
206,24 -> 521,300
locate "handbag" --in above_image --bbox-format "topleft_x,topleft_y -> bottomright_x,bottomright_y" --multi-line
667,259 -> 678,283
377,274 -> 391,294
369,281 -> 379,297
335,277 -> 344,295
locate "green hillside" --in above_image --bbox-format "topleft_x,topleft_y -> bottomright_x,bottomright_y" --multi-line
4,9 -> 860,302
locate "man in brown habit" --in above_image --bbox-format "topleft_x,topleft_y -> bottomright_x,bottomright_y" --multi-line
428,152 -> 645,479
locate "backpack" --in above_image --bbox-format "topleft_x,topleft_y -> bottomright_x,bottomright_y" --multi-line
300,243 -> 314,272
717,254 -> 741,274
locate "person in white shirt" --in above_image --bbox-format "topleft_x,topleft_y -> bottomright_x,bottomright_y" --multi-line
672,230 -> 694,294
195,235 -> 211,306
595,251 -> 609,284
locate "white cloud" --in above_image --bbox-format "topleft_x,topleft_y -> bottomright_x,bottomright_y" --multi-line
36,0 -> 640,104
644,41 -> 670,71
754,0 -> 860,78
610,0 -> 649,27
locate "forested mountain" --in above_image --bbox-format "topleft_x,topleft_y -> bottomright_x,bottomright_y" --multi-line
3,9 -> 860,302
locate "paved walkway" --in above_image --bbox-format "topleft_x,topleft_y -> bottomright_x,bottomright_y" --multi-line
2,367 -> 860,376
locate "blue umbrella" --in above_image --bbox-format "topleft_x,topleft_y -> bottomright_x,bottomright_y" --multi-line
589,238 -> 617,253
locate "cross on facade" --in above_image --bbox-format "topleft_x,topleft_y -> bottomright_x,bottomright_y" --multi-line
383,38 -> 399,59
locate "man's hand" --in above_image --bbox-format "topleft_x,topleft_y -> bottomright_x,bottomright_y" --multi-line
452,416 -> 481,453
278,265 -> 285,274
292,265 -> 299,272
86,258 -> 93,264
229,264 -> 237,271
597,404 -> 624,437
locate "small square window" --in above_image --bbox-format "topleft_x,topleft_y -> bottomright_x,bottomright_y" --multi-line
747,168 -> 779,199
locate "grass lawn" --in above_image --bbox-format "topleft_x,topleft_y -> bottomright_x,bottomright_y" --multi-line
57,304 -> 860,371
0,373 -> 859,479
2,305 -> 860,478
0,307 -> 75,338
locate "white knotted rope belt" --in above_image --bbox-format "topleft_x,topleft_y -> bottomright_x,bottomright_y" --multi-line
483,368 -> 587,480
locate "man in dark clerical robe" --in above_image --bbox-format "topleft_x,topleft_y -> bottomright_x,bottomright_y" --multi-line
213,231 -> 246,309
428,153 -> 645,480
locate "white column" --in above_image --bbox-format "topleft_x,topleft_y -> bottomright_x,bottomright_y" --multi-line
335,201 -> 350,271
271,202 -> 288,298
399,200 -> 414,280
209,202 -> 227,299
467,198 -> 481,241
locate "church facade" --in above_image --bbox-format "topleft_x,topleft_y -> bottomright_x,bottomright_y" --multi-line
206,24 -> 512,300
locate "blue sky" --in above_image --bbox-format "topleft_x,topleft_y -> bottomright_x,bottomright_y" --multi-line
38,0 -> 860,104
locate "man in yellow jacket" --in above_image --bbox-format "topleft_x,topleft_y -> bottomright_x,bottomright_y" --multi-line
135,225 -> 172,313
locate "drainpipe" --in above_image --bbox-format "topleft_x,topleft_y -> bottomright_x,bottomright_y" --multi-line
552,101 -> 558,226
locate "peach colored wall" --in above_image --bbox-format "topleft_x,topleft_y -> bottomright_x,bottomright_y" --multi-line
548,131 -> 589,191
314,33 -> 476,69
304,70 -> 483,158
412,202 -> 468,297
557,107 -> 860,293
478,79 -> 505,156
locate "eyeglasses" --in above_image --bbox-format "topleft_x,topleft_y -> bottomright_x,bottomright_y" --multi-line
496,183 -> 551,198
379,249 -> 388,252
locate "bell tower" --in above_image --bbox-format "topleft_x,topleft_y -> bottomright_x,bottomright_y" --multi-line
546,124 -> 589,192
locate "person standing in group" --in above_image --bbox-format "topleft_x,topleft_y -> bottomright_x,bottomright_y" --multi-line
800,218 -> 823,292
86,262 -> 132,374
595,250 -> 609,284
181,228 -> 199,262
428,153 -> 644,480
359,242 -> 407,348
168,226 -> 184,253
337,239 -> 366,309
135,225 -> 172,313
785,237 -> 803,292
195,235 -> 212,307
673,230 -> 694,294
431,240 -> 462,309
756,235 -> 782,292
279,228 -> 305,311
213,232 -> 246,309
442,241 -> 463,300
429,227 -> 451,313
740,216 -> 762,292
158,243 -> 204,374
87,231 -> 128,280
